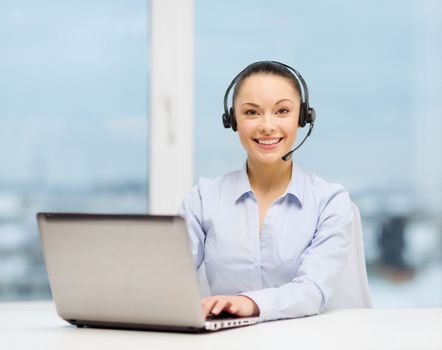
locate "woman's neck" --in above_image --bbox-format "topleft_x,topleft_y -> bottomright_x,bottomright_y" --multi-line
247,159 -> 292,196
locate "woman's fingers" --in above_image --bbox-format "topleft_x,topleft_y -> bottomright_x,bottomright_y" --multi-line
201,295 -> 259,318
211,298 -> 231,315
201,297 -> 218,317
201,296 -> 232,317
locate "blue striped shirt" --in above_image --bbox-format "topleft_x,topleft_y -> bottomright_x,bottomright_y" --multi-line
179,163 -> 353,322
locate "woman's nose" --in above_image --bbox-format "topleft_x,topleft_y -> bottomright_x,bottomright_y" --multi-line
258,114 -> 276,134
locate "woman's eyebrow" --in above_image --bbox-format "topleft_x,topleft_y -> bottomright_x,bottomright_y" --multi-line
240,99 -> 294,108
240,102 -> 260,107
275,98 -> 293,105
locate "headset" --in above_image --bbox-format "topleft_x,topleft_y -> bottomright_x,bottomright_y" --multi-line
222,60 -> 316,160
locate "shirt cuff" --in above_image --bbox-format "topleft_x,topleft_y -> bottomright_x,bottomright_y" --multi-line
239,289 -> 277,322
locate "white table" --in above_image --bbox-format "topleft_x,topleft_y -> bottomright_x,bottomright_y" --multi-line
1,302 -> 441,350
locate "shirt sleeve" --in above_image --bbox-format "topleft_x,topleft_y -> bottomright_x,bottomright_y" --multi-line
179,184 -> 206,269
240,187 -> 353,322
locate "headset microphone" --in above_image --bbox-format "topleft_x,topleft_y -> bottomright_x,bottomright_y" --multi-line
281,121 -> 315,161
222,61 -> 316,160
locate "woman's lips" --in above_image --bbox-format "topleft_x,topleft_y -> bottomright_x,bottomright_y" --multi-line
253,137 -> 283,150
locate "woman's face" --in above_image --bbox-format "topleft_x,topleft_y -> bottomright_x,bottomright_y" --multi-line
234,73 -> 301,166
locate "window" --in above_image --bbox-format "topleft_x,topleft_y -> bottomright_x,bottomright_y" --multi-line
194,0 -> 442,307
0,0 -> 149,300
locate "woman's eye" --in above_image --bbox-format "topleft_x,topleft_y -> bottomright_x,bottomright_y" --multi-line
245,109 -> 258,116
277,108 -> 289,114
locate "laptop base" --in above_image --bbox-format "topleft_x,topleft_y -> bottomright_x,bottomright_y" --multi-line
69,319 -> 207,333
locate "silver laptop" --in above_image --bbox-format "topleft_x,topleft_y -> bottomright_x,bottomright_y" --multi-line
37,213 -> 259,332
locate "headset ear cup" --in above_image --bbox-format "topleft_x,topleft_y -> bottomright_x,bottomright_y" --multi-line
298,103 -> 306,127
230,107 -> 237,131
307,107 -> 316,124
222,112 -> 231,128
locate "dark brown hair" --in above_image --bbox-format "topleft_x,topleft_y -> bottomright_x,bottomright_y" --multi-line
232,61 -> 302,106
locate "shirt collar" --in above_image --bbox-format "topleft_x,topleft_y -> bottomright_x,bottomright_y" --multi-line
286,163 -> 304,206
233,163 -> 253,202
233,162 -> 304,206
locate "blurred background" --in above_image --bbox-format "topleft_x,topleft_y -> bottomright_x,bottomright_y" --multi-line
0,0 -> 441,307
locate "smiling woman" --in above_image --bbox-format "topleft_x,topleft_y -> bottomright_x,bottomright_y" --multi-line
180,61 -> 355,322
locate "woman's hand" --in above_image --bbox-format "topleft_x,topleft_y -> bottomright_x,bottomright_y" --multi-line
201,295 -> 260,318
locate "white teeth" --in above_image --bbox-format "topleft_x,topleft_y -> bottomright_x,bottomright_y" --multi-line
258,138 -> 280,145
